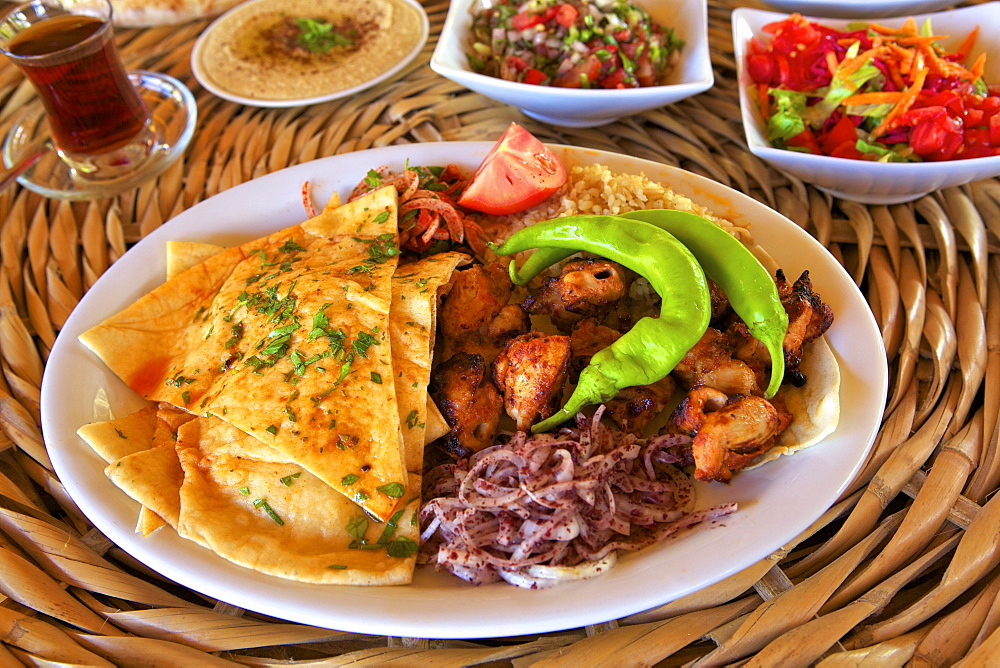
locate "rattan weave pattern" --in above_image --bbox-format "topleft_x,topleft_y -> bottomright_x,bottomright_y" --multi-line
1,0 -> 999,664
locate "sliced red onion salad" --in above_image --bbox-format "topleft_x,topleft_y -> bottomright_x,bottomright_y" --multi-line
419,407 -> 738,588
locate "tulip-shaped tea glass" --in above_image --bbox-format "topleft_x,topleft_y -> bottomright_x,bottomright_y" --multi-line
0,0 -> 196,199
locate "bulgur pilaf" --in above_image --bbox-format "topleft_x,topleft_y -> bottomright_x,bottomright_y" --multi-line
484,163 -> 754,247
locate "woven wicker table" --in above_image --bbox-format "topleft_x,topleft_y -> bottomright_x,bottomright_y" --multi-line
2,0 -> 999,664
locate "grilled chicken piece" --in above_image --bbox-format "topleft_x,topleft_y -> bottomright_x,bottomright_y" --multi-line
522,258 -> 630,332
439,262 -> 529,362
604,376 -> 676,434
777,270 -> 834,381
429,353 -> 504,457
670,386 -> 792,483
723,269 -> 834,388
492,331 -> 572,431
672,327 -> 761,396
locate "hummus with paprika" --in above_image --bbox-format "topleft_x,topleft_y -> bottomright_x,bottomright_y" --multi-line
193,0 -> 427,104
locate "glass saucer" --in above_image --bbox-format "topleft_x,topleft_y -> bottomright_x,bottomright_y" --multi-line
2,70 -> 197,200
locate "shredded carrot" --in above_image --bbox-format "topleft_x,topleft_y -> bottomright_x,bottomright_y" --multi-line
957,26 -> 980,59
871,67 -> 928,139
866,22 -> 896,35
969,52 -> 986,81
920,43 -> 950,77
825,50 -> 839,78
869,17 -> 918,35
896,35 -> 944,48
842,91 -> 905,106
884,58 -> 907,90
837,46 -> 885,80
886,43 -> 915,76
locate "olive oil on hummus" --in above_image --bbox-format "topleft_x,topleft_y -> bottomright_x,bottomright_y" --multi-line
195,0 -> 426,102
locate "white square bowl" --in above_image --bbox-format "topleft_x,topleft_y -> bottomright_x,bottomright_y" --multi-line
733,3 -> 1000,204
431,0 -> 712,128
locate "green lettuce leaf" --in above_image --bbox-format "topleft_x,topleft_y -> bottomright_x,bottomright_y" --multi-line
855,138 -> 914,162
766,88 -> 807,144
803,43 -> 883,128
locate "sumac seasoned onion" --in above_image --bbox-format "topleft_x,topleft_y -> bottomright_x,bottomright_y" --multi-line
419,407 -> 737,588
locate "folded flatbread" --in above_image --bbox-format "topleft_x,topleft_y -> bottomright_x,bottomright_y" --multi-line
159,233 -> 469,474
81,404 -> 419,584
81,186 -> 406,520
78,402 -> 193,535
173,416 -> 419,584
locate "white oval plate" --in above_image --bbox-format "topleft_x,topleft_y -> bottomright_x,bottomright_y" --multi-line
41,142 -> 887,639
190,0 -> 429,108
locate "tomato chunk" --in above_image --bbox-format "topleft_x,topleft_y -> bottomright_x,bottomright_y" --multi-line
457,123 -> 567,216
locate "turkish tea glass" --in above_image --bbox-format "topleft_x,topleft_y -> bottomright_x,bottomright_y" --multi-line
0,0 -> 154,182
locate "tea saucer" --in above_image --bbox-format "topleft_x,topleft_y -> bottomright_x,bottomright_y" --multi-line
1,70 -> 197,200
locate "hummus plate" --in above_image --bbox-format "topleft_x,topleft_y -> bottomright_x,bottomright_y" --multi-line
41,142 -> 887,639
191,0 -> 429,107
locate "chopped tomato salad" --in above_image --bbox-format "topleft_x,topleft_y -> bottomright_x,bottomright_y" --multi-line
468,0 -> 684,89
747,13 -> 1000,162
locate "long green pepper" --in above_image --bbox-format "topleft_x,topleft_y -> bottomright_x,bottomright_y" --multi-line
491,216 -> 711,432
506,209 -> 788,398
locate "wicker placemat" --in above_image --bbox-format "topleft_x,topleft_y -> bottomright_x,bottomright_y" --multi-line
2,0 -> 999,664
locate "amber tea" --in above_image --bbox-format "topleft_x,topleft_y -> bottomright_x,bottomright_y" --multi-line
1,3 -> 148,155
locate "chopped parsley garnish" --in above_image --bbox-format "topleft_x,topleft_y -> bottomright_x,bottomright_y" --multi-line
346,514 -> 368,546
366,236 -> 399,263
278,239 -> 307,254
376,482 -> 405,499
385,536 -> 418,558
341,473 -> 360,486
294,17 -> 354,54
345,511 -> 415,558
166,372 -> 195,387
352,330 -> 378,357
376,509 -> 405,545
254,499 -> 284,525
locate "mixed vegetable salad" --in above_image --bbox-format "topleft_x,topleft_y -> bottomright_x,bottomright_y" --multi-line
467,0 -> 683,88
747,13 -> 1000,162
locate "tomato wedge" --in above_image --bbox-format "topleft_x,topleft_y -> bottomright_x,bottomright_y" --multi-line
457,123 -> 567,215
